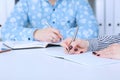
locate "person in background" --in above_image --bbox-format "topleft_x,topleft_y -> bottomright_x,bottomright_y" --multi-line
2,0 -> 98,42
61,34 -> 120,60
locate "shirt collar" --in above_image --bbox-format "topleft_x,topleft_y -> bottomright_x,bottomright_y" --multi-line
45,0 -> 62,3
45,0 -> 62,7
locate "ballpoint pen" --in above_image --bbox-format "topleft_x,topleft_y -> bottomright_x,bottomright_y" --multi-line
67,26 -> 79,52
44,21 -> 52,28
52,56 -> 84,65
45,21 -> 63,41
0,48 -> 11,53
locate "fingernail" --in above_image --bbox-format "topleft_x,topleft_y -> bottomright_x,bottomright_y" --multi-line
96,54 -> 100,56
92,52 -> 97,55
74,48 -> 78,51
80,51 -> 83,53
66,48 -> 68,51
69,45 -> 73,50
59,38 -> 62,41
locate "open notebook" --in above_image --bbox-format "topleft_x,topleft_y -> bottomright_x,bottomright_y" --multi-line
3,41 -> 60,50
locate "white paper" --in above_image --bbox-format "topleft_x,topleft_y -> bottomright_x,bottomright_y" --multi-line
44,47 -> 120,66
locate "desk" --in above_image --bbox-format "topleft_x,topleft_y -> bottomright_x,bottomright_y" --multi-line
0,47 -> 120,80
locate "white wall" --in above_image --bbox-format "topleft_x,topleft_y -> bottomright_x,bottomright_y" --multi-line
0,0 -> 14,39
0,0 -> 7,25
0,0 -> 15,25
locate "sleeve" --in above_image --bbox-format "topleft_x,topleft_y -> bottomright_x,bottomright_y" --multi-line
1,0 -> 37,41
87,35 -> 120,51
66,0 -> 99,39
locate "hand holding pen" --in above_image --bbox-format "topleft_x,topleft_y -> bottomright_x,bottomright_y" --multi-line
34,22 -> 62,42
45,22 -> 63,42
61,27 -> 89,54
61,27 -> 83,54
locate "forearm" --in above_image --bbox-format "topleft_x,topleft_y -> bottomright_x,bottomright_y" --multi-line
2,23 -> 37,41
88,34 -> 120,51
1,0 -> 36,41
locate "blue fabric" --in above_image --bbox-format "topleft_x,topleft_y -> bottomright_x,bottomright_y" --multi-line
2,0 -> 99,41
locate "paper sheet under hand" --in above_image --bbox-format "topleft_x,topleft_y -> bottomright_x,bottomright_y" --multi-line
44,47 -> 120,66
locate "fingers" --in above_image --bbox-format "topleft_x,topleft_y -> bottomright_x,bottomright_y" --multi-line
92,43 -> 120,59
51,28 -> 63,40
68,44 -> 84,54
61,38 -> 73,54
61,38 -> 85,55
46,28 -> 62,42
42,28 -> 63,42
61,38 -> 72,48
50,32 -> 62,42
68,39 -> 87,54
92,48 -> 118,59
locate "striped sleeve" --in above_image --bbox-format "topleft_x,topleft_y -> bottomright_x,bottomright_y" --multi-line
87,34 -> 120,51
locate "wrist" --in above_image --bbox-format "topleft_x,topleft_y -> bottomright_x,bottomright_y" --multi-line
87,39 -> 98,51
33,29 -> 41,41
83,40 -> 89,52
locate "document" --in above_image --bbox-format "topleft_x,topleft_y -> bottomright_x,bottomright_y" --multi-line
3,41 -> 60,50
44,47 -> 120,66
114,0 -> 120,35
105,0 -> 114,35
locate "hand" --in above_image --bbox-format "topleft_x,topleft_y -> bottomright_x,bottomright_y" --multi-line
34,27 -> 62,42
61,38 -> 89,54
93,43 -> 120,60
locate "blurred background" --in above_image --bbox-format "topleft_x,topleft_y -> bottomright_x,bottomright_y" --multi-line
0,0 -> 120,40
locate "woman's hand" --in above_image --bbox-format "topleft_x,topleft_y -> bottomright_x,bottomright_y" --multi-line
61,38 -> 89,54
93,43 -> 120,60
34,27 -> 62,42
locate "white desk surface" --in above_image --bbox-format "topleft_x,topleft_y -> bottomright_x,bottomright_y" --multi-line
0,46 -> 120,80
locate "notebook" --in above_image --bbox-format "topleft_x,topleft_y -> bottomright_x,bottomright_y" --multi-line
3,41 -> 60,50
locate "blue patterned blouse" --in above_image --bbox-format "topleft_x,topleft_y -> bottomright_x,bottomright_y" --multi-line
2,0 -> 99,41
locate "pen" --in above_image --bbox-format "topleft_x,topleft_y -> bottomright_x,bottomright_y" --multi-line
45,21 -> 63,41
0,49 -> 11,53
67,26 -> 79,52
45,22 -> 52,28
53,56 -> 83,65
54,56 -> 65,59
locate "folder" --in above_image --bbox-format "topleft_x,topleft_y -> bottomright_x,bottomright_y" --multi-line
114,0 -> 120,35
95,0 -> 105,36
105,0 -> 114,35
